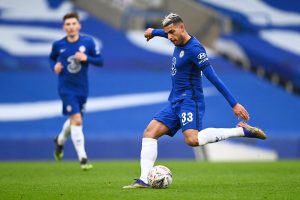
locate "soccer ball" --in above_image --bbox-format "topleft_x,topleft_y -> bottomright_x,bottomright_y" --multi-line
147,165 -> 173,189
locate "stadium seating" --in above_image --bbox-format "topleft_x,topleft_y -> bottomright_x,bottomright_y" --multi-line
0,0 -> 299,160
195,0 -> 300,92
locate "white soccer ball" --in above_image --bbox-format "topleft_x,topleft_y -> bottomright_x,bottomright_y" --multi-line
147,165 -> 173,189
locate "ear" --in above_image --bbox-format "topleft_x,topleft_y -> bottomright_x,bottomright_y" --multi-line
180,23 -> 185,31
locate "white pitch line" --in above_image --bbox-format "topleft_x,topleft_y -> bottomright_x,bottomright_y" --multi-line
0,88 -> 215,121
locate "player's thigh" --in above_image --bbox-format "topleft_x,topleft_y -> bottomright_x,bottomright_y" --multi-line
60,94 -> 86,117
144,119 -> 170,139
153,104 -> 181,137
177,99 -> 205,132
78,95 -> 87,114
70,113 -> 83,126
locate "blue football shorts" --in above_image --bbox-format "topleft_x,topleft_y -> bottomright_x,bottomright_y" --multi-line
60,94 -> 87,116
153,98 -> 205,137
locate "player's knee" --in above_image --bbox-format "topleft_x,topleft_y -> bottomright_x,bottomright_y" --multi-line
184,135 -> 198,147
70,115 -> 82,126
71,120 -> 82,126
143,127 -> 159,139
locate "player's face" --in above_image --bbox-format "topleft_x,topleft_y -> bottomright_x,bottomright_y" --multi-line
164,23 -> 185,46
63,17 -> 81,38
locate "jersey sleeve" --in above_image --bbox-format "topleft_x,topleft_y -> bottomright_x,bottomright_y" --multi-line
49,42 -> 58,71
87,38 -> 104,67
152,29 -> 168,38
203,65 -> 238,107
189,45 -> 210,70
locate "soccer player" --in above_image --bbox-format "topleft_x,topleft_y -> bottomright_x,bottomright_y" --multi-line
49,12 -> 103,170
123,13 -> 266,188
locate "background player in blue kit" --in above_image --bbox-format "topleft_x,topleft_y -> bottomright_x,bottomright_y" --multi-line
123,13 -> 267,188
49,12 -> 103,170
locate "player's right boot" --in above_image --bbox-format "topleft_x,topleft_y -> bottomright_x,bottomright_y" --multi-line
122,179 -> 150,189
54,136 -> 64,161
238,122 -> 267,139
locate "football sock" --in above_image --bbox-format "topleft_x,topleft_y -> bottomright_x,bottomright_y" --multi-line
70,125 -> 87,160
57,119 -> 71,146
140,138 -> 157,183
198,127 -> 244,146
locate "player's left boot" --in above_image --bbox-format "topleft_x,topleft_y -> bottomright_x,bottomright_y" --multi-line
54,136 -> 64,161
80,158 -> 93,171
238,122 -> 267,139
122,179 -> 150,189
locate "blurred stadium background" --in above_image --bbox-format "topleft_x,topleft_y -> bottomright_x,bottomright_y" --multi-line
0,0 -> 299,161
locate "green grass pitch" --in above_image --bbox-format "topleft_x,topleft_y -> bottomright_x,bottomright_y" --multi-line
1,160 -> 299,200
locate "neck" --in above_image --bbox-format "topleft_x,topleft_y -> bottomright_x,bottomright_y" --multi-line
67,34 -> 79,43
182,32 -> 191,45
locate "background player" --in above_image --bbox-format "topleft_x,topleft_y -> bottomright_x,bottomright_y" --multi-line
49,12 -> 103,170
123,13 -> 266,188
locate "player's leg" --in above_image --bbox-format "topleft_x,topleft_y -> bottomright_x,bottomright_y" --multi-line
123,104 -> 180,189
184,128 -> 244,146
62,95 -> 92,170
57,119 -> 71,145
123,120 -> 169,189
54,95 -> 74,161
54,119 -> 70,161
180,99 -> 266,147
184,124 -> 266,147
140,120 -> 170,182
69,113 -> 92,170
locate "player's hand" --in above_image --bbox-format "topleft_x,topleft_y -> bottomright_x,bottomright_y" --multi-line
74,52 -> 87,62
144,28 -> 154,41
233,103 -> 249,121
54,62 -> 63,74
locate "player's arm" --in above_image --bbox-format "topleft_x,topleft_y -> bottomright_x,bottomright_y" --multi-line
144,28 -> 168,41
49,43 -> 63,74
203,66 -> 249,120
86,52 -> 103,67
49,43 -> 58,70
190,46 -> 237,107
202,65 -> 237,107
74,39 -> 103,67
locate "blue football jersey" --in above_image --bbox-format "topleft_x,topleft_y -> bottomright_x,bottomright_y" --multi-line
168,36 -> 210,103
152,29 -> 237,107
49,35 -> 103,97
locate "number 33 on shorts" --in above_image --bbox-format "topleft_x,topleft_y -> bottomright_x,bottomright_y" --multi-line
181,112 -> 193,126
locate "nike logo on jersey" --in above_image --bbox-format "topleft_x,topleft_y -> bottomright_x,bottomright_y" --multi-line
182,121 -> 191,126
59,49 -> 66,53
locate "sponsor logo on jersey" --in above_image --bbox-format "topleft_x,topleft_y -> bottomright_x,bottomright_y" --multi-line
197,52 -> 209,64
67,55 -> 82,73
197,52 -> 207,60
179,50 -> 184,58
